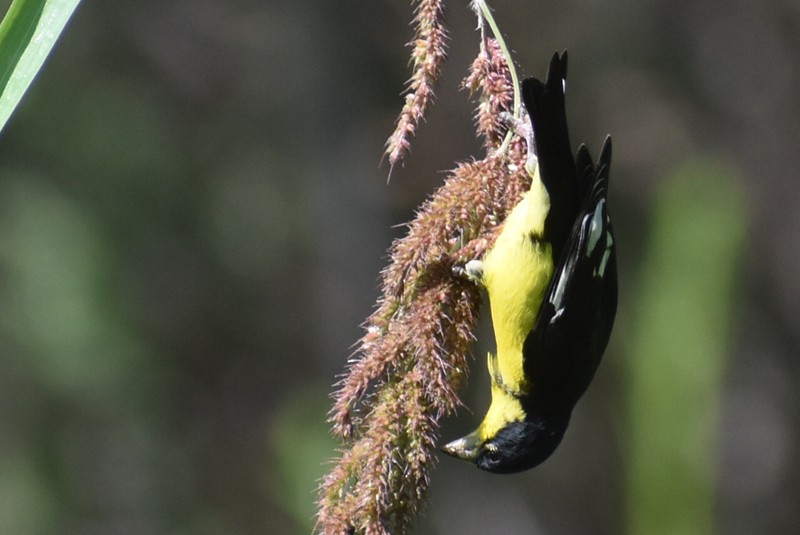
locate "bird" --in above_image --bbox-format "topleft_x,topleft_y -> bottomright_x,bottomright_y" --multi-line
442,52 -> 618,474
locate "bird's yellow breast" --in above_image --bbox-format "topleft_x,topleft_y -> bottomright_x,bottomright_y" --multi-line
480,170 -> 554,399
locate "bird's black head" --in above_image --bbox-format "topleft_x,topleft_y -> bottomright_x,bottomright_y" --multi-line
442,413 -> 571,474
476,416 -> 570,473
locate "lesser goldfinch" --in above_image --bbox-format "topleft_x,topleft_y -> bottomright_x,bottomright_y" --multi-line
442,52 -> 618,473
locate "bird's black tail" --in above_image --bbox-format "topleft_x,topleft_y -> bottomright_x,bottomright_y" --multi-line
522,52 -> 580,264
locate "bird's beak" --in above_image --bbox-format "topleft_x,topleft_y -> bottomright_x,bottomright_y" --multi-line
441,431 -> 482,462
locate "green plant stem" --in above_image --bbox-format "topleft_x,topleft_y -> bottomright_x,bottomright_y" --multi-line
471,0 -> 521,157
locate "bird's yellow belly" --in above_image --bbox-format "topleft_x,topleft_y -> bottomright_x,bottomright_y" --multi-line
482,233 -> 553,392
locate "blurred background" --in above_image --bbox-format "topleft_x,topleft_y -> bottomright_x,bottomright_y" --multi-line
0,0 -> 798,534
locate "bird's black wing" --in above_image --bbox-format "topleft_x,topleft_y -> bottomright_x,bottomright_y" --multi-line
522,137 -> 617,412
522,52 -> 580,264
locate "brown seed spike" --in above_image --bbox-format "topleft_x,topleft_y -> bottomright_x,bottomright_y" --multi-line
317,2 -> 531,532
384,0 -> 448,174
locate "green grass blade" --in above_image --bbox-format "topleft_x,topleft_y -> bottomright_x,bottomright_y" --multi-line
0,0 -> 81,134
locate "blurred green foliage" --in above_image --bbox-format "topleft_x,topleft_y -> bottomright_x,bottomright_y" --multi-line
0,175 -> 142,394
269,386 -> 335,532
626,159 -> 746,535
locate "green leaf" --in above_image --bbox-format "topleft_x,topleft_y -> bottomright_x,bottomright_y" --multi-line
0,0 -> 81,134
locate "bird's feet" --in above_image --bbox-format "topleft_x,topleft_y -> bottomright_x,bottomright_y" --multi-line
452,259 -> 485,286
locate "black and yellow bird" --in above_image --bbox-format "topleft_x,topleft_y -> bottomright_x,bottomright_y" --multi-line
442,52 -> 618,473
